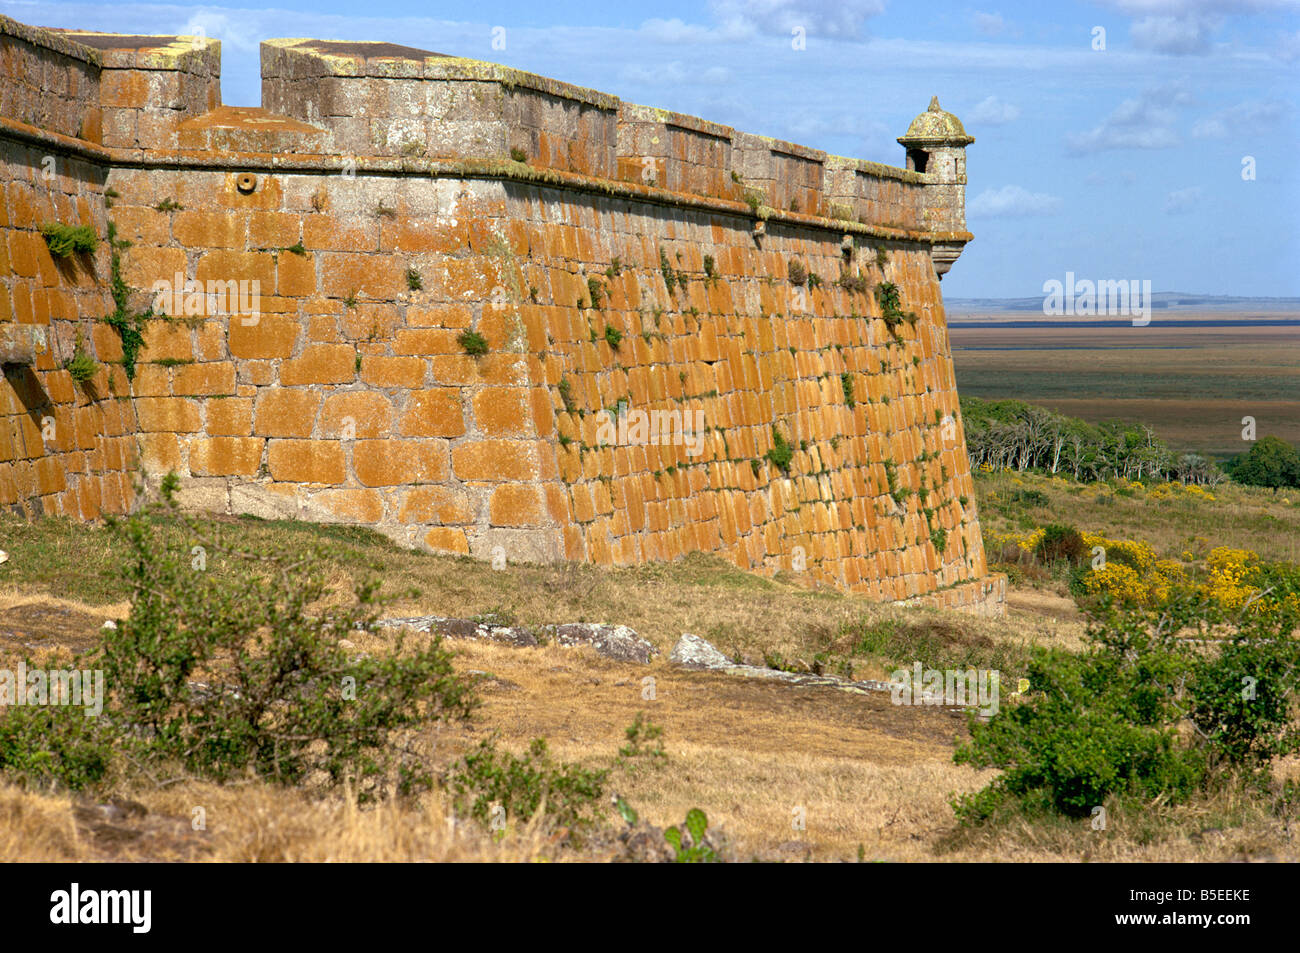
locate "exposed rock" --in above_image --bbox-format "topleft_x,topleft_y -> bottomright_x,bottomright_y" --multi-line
553,623 -> 657,664
378,616 -> 656,663
669,633 -> 894,696
379,615 -> 539,647
670,632 -> 734,670
612,820 -> 678,863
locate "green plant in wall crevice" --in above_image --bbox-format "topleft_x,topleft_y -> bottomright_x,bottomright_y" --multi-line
63,330 -> 98,385
40,222 -> 98,257
458,330 -> 489,356
104,222 -> 153,381
875,281 -> 917,338
765,427 -> 794,473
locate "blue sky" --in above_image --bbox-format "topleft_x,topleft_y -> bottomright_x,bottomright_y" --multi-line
10,0 -> 1298,297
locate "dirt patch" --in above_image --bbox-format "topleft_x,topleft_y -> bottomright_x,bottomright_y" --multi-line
0,599 -> 114,658
72,797 -> 212,862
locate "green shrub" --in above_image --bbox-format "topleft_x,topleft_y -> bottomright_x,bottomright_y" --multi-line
509,146 -> 528,163
0,491 -> 479,798
659,247 -> 677,293
954,647 -> 1203,820
40,222 -> 98,257
0,703 -> 114,791
1034,523 -> 1086,566
617,711 -> 667,768
443,736 -> 608,832
953,595 -> 1300,824
97,497 -> 477,795
1010,488 -> 1050,508
875,281 -> 917,334
105,222 -> 151,380
1187,599 -> 1300,766
603,324 -> 623,349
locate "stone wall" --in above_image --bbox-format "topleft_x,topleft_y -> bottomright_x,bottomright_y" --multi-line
0,15 -> 1004,614
0,17 -> 137,518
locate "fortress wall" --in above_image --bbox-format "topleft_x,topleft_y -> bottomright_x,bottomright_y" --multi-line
104,165 -> 556,556
514,185 -> 991,600
102,159 -> 992,601
0,17 -> 101,141
260,41 -> 621,175
54,31 -> 221,152
614,106 -> 737,201
0,21 -> 139,518
825,158 -> 928,231
0,15 -> 1004,612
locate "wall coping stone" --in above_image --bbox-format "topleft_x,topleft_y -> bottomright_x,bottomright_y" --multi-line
0,14 -> 101,66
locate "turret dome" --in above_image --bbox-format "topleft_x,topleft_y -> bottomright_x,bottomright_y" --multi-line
897,97 -> 974,147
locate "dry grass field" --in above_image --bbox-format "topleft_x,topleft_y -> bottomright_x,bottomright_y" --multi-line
975,469 -> 1300,566
949,314 -> 1300,456
1,477 -> 1298,862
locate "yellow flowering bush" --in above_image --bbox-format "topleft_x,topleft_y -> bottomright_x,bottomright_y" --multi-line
1072,535 -> 1298,614
988,528 -> 1045,554
1148,481 -> 1216,503
1204,547 -> 1259,609
1081,562 -> 1149,603
1073,532 -> 1188,606
1081,531 -> 1158,573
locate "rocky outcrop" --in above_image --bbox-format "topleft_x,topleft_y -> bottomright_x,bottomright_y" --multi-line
670,633 -> 894,695
378,616 -> 658,664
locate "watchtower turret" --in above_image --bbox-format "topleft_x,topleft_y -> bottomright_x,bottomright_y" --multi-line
898,96 -> 974,277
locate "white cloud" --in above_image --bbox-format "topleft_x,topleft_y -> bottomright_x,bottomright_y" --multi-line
706,0 -> 886,39
1129,14 -> 1218,54
968,95 -> 1020,124
1275,29 -> 1300,61
1163,185 -> 1203,213
181,10 -> 259,52
620,61 -> 731,86
637,18 -> 730,44
968,185 -> 1063,217
1191,99 -> 1287,137
1098,1 -> 1300,56
1065,84 -> 1193,153
972,12 -> 1005,36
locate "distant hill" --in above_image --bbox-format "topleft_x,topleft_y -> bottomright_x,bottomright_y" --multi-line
946,293 -> 1300,313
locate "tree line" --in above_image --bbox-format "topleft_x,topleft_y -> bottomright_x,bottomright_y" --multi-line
959,397 -> 1300,490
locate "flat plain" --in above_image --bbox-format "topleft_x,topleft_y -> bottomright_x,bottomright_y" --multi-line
947,312 -> 1300,457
